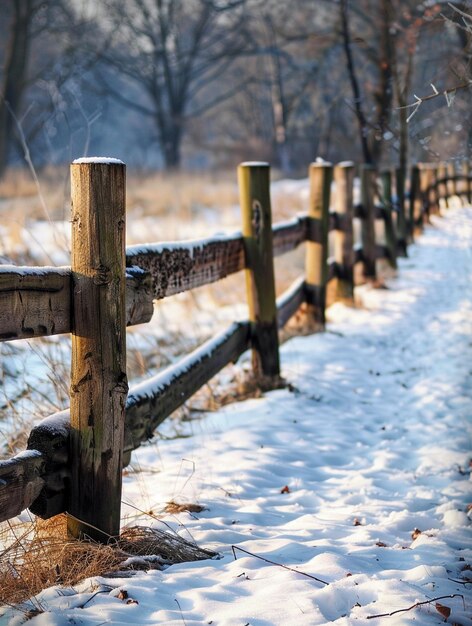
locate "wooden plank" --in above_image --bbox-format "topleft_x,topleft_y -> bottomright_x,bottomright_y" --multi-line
68,159 -> 128,541
276,277 -> 306,329
125,321 -> 250,453
0,450 -> 45,522
238,162 -> 280,379
304,162 -> 332,326
272,217 -> 308,257
126,235 -> 245,301
0,267 -> 153,342
0,267 -> 71,341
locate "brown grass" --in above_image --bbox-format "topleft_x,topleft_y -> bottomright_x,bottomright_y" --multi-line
0,515 -> 216,609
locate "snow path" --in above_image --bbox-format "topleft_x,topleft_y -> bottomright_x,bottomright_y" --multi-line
3,208 -> 472,625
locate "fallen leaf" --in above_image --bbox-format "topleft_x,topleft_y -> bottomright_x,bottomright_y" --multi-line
411,528 -> 422,540
117,589 -> 128,601
126,598 -> 139,605
164,501 -> 206,514
435,602 -> 451,619
353,518 -> 362,526
375,541 -> 387,547
280,485 -> 290,494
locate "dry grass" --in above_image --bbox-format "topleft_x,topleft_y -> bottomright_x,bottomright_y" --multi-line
0,515 -> 216,609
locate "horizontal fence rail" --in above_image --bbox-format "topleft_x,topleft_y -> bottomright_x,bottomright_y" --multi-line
0,158 -> 468,539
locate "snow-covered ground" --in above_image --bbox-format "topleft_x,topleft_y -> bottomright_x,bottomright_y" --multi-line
2,205 -> 472,625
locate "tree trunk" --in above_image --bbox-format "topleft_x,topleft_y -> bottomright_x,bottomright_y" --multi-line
0,0 -> 33,178
340,0 -> 372,164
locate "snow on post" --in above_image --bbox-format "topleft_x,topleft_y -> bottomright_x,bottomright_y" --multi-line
68,158 -> 128,542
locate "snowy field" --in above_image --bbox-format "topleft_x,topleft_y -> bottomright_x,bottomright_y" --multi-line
2,205 -> 472,625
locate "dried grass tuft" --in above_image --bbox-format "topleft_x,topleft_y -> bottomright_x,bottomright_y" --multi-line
0,516 -> 217,608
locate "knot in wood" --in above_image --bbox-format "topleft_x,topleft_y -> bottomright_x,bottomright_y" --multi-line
252,200 -> 262,239
93,265 -> 112,285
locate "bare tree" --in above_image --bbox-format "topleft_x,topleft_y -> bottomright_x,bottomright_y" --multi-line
102,0 -> 251,169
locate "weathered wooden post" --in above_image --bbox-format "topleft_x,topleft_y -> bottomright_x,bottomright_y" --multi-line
380,170 -> 397,270
332,161 -> 355,303
461,161 -> 470,205
395,167 -> 408,256
437,162 -> 448,210
360,165 -> 377,281
429,165 -> 440,215
238,162 -> 280,380
409,164 -> 422,239
395,167 -> 408,250
68,158 -> 128,542
419,165 -> 431,222
304,161 -> 332,325
447,162 -> 456,202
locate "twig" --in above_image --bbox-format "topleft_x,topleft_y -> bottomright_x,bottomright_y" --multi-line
174,597 -> 187,626
447,577 -> 472,585
366,594 -> 464,619
231,545 -> 329,585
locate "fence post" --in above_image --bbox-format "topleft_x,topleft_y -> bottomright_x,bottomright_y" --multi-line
437,162 -> 448,210
461,161 -> 470,205
304,162 -> 332,325
409,164 -> 422,239
447,162 -> 456,202
429,165 -> 439,215
68,158 -> 128,542
380,170 -> 397,270
238,162 -> 280,380
360,164 -> 377,281
332,161 -> 355,303
395,167 -> 408,256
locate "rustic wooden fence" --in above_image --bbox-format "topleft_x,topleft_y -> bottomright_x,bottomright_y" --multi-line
0,158 -> 468,542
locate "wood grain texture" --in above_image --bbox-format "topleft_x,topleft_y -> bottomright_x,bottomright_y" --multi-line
395,167 -> 408,256
272,217 -> 308,256
360,165 -> 377,281
305,162 -> 332,324
126,236 -> 245,300
0,267 -> 153,342
0,451 -> 45,522
331,162 -> 355,302
68,161 -> 128,541
238,162 -> 280,379
380,171 -> 397,269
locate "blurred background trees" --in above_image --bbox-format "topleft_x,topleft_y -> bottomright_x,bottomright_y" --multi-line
1,0 -> 471,177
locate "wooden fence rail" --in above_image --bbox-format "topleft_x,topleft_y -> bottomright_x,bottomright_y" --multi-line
0,158 -> 467,540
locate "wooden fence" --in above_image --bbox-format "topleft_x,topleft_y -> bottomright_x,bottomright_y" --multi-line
0,158 -> 468,541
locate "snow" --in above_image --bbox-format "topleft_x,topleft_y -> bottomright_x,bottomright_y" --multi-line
0,265 -> 70,276
1,205 -> 472,625
239,161 -> 270,167
126,232 -> 241,259
72,157 -> 125,165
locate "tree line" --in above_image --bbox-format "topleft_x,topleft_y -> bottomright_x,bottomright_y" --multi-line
1,0 -> 471,177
